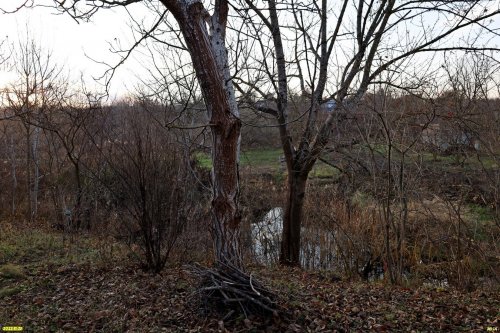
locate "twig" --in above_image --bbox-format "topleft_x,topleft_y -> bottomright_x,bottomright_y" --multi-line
187,262 -> 278,318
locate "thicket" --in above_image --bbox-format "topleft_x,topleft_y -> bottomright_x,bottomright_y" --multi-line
0,91 -> 498,290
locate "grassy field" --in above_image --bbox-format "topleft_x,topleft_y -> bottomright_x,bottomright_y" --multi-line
195,148 -> 283,170
196,145 -> 498,182
196,148 -> 339,179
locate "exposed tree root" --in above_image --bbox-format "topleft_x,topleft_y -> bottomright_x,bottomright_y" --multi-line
189,261 -> 278,319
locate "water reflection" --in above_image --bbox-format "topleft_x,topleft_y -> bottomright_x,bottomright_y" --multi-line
251,208 -> 449,287
251,207 -> 282,265
251,207 -> 335,269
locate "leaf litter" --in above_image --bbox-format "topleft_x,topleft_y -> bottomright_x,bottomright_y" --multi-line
0,261 -> 498,332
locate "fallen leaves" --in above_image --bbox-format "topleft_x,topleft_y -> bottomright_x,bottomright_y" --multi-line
256,267 -> 499,332
0,261 -> 498,332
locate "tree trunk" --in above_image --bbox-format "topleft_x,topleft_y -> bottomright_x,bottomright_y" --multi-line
25,123 -> 33,222
8,134 -> 17,215
164,0 -> 243,268
73,161 -> 83,230
280,171 -> 308,266
32,125 -> 40,220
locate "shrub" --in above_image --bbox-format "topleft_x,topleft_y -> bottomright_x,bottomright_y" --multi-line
97,106 -> 201,273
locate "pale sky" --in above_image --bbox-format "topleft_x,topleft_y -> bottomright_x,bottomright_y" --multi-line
0,2 -> 153,99
1,1 -> 499,101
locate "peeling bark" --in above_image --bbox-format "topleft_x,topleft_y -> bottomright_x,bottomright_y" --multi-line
161,0 -> 242,268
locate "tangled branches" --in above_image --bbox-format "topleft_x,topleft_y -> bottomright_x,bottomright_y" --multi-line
189,262 -> 278,319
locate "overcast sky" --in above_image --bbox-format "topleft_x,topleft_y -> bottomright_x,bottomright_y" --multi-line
1,2 -> 499,102
0,3 -> 152,99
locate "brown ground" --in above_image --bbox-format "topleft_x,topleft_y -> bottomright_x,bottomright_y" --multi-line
1,260 -> 498,332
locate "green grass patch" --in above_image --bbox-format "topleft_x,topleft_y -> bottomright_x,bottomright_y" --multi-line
193,151 -> 212,169
195,148 -> 283,170
240,148 -> 283,167
0,264 -> 25,300
416,152 -> 499,170
418,152 -> 455,163
468,204 -> 495,223
310,160 -> 339,179
0,229 -> 68,265
0,243 -> 17,265
0,225 -> 126,267
0,264 -> 25,280
467,204 -> 497,241
471,156 -> 499,169
196,148 -> 340,180
0,286 -> 22,298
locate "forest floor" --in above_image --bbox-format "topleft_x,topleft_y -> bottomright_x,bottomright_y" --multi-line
0,224 -> 498,332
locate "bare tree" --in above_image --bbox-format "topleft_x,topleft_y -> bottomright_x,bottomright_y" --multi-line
440,52 -> 500,222
0,38 -> 8,66
38,89 -> 98,230
2,37 -> 63,221
90,102 -> 195,273
234,0 -> 500,266
3,0 -> 244,268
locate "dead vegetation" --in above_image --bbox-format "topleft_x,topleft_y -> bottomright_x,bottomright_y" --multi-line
190,261 -> 278,319
0,249 -> 498,332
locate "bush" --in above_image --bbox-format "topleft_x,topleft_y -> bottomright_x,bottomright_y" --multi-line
97,106 -> 201,273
